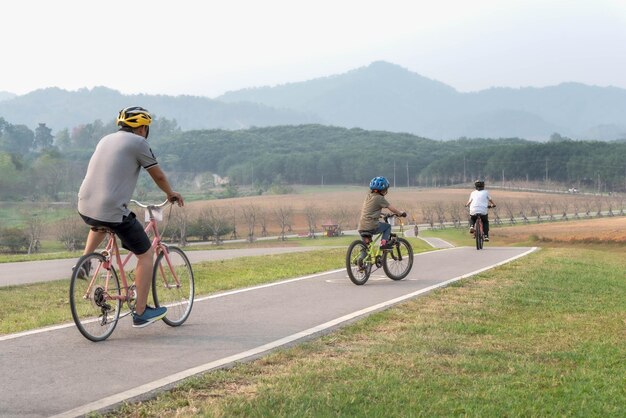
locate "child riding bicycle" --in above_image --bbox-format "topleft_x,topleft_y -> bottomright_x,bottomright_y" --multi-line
357,176 -> 407,249
465,179 -> 496,241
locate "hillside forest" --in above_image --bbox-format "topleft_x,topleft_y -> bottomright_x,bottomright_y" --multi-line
1,116 -> 625,203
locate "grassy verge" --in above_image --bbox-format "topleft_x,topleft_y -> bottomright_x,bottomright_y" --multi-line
0,236 -> 354,263
100,245 -> 625,417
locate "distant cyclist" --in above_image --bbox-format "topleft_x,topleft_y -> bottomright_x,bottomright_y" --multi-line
465,179 -> 496,241
357,176 -> 406,249
76,106 -> 184,328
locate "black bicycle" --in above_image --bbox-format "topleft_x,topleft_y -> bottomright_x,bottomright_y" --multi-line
470,204 -> 495,250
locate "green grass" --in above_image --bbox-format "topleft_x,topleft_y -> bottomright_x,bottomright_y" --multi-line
0,237 -> 340,263
100,245 -> 625,417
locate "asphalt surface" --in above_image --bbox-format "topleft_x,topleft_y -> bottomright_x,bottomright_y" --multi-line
0,245 -> 536,418
0,247 -> 329,287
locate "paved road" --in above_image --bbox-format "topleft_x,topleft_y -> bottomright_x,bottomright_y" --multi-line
0,245 -> 536,418
0,247 -> 330,287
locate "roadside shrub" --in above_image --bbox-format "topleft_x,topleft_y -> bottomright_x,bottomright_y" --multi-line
0,228 -> 29,253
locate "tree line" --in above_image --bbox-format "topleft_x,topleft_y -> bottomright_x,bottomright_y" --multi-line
4,192 -> 623,254
1,116 -> 625,203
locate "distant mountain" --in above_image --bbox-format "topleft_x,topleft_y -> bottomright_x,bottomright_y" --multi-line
2,62 -> 626,140
219,61 -> 626,140
0,87 -> 318,132
0,91 -> 16,102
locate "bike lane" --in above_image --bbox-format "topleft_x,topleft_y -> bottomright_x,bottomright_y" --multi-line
0,246 -> 537,418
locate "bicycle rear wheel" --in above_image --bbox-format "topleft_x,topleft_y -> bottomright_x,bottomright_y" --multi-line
383,237 -> 414,280
346,240 -> 371,285
152,246 -> 194,326
475,221 -> 484,250
69,253 -> 121,342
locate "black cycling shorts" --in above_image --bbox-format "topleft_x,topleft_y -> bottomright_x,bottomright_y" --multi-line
79,211 -> 151,255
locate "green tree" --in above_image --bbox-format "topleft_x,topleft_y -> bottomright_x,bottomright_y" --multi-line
34,123 -> 54,151
0,123 -> 34,155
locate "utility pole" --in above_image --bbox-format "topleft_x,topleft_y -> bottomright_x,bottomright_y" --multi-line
393,161 -> 396,188
545,158 -> 549,183
463,156 -> 466,183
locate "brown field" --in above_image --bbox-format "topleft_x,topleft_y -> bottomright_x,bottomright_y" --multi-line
496,216 -> 626,244
181,187 -> 625,242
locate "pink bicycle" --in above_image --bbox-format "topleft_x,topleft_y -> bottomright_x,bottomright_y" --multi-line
69,200 -> 194,342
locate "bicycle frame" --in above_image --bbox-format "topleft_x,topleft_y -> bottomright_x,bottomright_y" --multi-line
81,200 -> 182,313
360,214 -> 401,267
361,232 -> 383,267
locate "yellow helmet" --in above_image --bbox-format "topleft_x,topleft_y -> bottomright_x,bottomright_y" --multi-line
116,106 -> 152,128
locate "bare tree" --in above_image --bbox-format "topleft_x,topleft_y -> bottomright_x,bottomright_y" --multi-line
435,202 -> 447,229
242,204 -> 258,242
583,199 -> 593,218
491,204 -> 502,225
572,199 -> 580,219
421,205 -> 436,229
558,199 -> 569,221
303,204 -> 321,238
57,217 -> 87,251
21,211 -> 44,254
503,201 -> 516,225
258,208 -> 269,237
447,203 -> 463,228
518,201 -> 530,224
594,197 -> 604,217
230,207 -> 239,239
168,208 -> 189,246
528,201 -> 542,223
273,206 -> 293,241
197,206 -> 232,245
605,197 -> 615,217
545,200 -> 556,221
329,206 -> 351,235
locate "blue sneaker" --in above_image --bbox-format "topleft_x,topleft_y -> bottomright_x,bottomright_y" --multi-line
132,306 -> 167,328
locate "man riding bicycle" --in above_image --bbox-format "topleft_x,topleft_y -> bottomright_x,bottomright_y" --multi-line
76,106 -> 184,328
465,179 -> 496,241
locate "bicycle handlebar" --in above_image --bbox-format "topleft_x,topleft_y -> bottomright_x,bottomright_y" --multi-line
130,199 -> 171,209
380,212 -> 407,222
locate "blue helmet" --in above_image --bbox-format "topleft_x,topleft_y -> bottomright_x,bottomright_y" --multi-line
369,176 -> 390,191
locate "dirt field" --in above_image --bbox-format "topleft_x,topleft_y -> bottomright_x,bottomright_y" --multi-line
496,216 -> 626,244
182,187 -> 625,242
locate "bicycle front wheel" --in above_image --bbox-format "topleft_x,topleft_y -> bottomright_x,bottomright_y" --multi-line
346,240 -> 371,285
383,238 -> 414,280
152,246 -> 194,326
69,253 -> 121,342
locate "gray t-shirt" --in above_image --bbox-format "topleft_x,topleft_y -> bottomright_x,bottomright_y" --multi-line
78,130 -> 158,222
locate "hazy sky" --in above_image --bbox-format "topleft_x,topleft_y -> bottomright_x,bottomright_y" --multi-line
2,0 -> 626,97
